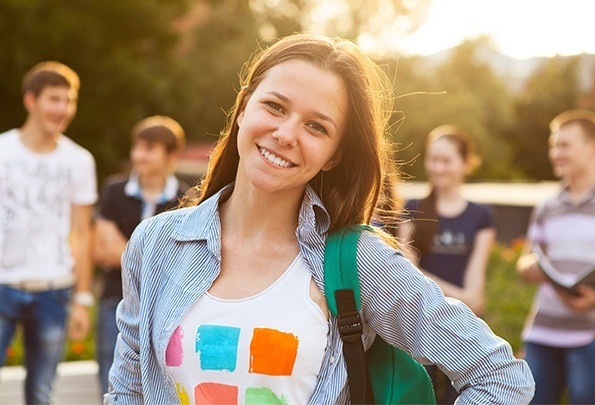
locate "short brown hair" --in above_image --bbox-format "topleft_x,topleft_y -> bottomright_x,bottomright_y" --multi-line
22,61 -> 80,96
549,109 -> 595,141
131,116 -> 186,154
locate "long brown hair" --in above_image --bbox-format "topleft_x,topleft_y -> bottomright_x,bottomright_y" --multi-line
182,33 -> 395,232
413,125 -> 479,255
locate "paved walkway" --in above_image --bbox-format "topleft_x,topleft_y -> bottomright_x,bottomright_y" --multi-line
0,361 -> 102,405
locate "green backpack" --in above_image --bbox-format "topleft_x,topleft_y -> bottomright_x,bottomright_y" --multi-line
324,225 -> 436,404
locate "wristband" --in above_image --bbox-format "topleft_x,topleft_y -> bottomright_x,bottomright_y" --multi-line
73,291 -> 94,308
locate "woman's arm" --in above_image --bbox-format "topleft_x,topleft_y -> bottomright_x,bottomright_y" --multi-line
357,231 -> 535,405
433,227 -> 495,315
103,223 -> 147,404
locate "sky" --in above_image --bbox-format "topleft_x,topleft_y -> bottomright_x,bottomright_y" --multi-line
389,0 -> 595,59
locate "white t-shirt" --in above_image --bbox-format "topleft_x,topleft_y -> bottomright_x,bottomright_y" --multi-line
166,254 -> 329,404
0,129 -> 97,283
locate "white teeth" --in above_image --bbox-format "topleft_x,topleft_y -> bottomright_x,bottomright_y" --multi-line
259,147 -> 292,168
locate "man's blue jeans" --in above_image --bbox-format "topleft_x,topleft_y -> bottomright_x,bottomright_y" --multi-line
0,285 -> 71,405
96,296 -> 119,396
524,340 -> 595,404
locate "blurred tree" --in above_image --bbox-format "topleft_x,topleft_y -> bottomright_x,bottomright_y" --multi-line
0,0 -> 193,182
389,38 -> 519,181
169,0 -> 260,147
0,0 -> 431,184
249,0 -> 430,49
578,57 -> 595,111
249,0 -> 307,40
504,56 -> 581,180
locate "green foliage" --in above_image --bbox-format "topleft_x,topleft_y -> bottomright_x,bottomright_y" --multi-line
388,38 -> 522,181
385,37 -> 591,181
503,57 -> 582,180
0,0 -> 195,182
484,240 -> 537,353
0,0 -> 591,186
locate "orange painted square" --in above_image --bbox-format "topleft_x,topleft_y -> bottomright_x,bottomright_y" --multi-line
249,327 -> 298,376
194,382 -> 238,404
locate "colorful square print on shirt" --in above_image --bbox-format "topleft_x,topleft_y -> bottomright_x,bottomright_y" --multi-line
249,327 -> 298,376
196,324 -> 241,371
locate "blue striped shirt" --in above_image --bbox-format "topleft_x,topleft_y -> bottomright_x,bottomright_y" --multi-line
105,184 -> 534,404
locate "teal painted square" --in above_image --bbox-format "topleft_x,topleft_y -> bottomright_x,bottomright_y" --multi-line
196,324 -> 241,371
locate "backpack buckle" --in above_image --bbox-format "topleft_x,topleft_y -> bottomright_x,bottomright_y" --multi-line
338,311 -> 363,342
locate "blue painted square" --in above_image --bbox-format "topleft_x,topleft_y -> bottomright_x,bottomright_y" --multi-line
196,324 -> 241,371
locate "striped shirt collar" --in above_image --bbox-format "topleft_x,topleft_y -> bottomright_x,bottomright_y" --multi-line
172,183 -> 331,242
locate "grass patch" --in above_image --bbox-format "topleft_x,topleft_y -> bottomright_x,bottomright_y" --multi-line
484,239 -> 536,354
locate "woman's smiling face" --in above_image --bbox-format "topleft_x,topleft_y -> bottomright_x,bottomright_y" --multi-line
424,137 -> 468,191
235,59 -> 348,196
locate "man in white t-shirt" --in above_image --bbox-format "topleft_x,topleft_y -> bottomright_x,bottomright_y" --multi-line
0,61 -> 98,404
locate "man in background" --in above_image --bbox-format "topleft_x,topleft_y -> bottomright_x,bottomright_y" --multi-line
0,61 -> 97,404
517,109 -> 595,404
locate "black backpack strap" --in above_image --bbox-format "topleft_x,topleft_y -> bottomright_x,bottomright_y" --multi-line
336,288 -> 376,404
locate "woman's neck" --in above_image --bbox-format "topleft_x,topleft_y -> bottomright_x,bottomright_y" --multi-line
434,185 -> 463,202
219,182 -> 302,244
434,185 -> 467,217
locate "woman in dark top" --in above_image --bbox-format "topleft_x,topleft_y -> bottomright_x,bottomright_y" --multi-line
398,125 -> 496,404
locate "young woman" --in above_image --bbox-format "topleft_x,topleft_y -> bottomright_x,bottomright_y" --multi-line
105,34 -> 533,405
398,125 -> 497,403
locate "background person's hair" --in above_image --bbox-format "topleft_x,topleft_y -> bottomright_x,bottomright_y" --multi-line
131,115 -> 186,154
549,108 -> 595,141
412,125 -> 479,256
183,33 -> 396,232
22,61 -> 80,96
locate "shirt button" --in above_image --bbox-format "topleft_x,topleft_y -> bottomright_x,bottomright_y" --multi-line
330,356 -> 335,363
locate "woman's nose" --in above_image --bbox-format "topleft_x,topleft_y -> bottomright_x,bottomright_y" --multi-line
272,121 -> 299,147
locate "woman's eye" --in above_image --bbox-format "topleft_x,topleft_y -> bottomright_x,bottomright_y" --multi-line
264,101 -> 283,112
309,122 -> 328,134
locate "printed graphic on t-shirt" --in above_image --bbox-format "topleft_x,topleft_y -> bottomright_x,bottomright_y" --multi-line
431,229 -> 470,255
1,159 -> 72,268
167,324 -> 299,404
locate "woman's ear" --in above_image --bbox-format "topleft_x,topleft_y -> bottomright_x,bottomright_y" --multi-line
236,87 -> 251,128
323,151 -> 342,171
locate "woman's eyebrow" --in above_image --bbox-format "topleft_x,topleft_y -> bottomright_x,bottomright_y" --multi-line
265,91 -> 338,129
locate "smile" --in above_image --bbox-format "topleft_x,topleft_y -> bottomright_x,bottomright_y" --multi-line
259,147 -> 294,168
